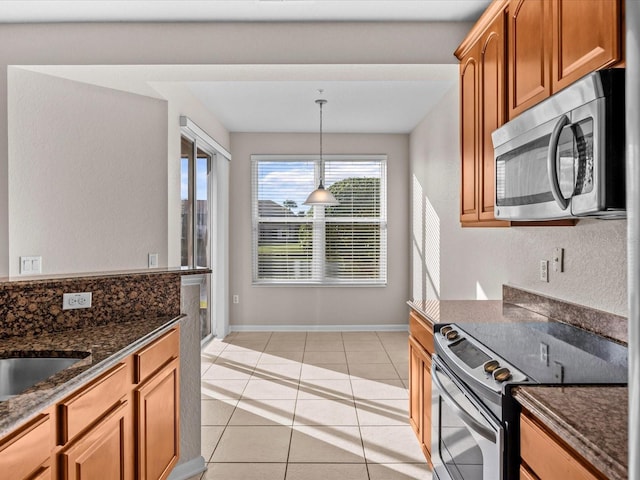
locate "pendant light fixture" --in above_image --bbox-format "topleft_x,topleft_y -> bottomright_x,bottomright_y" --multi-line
304,98 -> 339,206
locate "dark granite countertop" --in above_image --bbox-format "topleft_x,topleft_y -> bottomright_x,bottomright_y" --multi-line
408,299 -> 550,326
0,314 -> 182,437
513,386 -> 627,480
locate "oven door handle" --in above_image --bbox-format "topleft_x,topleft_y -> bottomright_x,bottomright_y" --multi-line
547,114 -> 571,210
432,365 -> 497,443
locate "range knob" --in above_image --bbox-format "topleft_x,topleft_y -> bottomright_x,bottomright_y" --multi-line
483,360 -> 500,373
493,367 -> 512,383
440,326 -> 453,336
445,330 -> 459,341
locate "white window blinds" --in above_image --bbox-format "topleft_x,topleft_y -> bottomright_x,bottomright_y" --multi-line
252,155 -> 387,285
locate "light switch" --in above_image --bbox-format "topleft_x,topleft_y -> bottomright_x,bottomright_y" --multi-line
20,256 -> 42,275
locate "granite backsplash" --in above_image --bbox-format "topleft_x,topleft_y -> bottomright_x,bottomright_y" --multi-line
503,285 -> 627,345
0,271 -> 184,339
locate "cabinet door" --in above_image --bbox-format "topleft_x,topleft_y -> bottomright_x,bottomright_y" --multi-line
460,49 -> 479,223
520,465 -> 540,480
479,11 -> 506,221
421,353 -> 432,458
509,0 -> 552,118
0,413 -> 52,480
136,358 -> 180,480
28,465 -> 52,480
551,0 -> 621,92
408,337 -> 423,438
60,401 -> 132,480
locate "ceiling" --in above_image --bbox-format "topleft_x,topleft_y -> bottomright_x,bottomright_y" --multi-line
0,1 -> 491,23
5,1 -> 490,133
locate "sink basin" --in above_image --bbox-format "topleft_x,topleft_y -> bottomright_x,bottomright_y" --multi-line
0,353 -> 89,400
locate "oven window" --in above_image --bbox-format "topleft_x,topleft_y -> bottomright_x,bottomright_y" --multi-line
448,339 -> 491,369
437,375 -> 486,480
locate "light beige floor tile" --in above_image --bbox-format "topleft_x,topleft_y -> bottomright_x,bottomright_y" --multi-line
201,399 -> 237,425
342,331 -> 380,340
270,332 -> 307,341
300,363 -> 350,380
201,426 -> 225,461
380,340 -> 410,352
349,363 -> 401,380
377,332 -> 409,342
252,362 -> 302,381
294,399 -> 358,426
367,463 -> 432,480
230,332 -> 273,342
201,361 -> 215,377
288,426 -> 365,463
343,341 -> 386,352
211,426 -> 292,462
360,425 -> 427,463
297,379 -> 354,401
258,351 -> 305,364
285,463 -> 368,480
385,348 -> 409,365
304,341 -> 345,352
355,399 -> 410,426
394,362 -> 409,381
303,351 -> 347,364
202,363 -> 254,381
228,399 -> 296,426
201,379 -> 248,400
214,350 -> 262,366
242,378 -> 299,399
306,332 -> 343,342
265,341 -> 306,352
346,350 -> 392,364
223,341 -> 268,352
202,341 -> 228,355
202,463 -> 286,480
351,379 -> 408,400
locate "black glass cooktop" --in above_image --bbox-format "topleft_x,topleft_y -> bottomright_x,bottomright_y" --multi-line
454,321 -> 627,385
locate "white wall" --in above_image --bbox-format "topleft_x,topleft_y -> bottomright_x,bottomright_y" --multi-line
229,132 -> 410,328
7,69 -> 168,275
0,20 -> 471,276
410,83 -> 628,316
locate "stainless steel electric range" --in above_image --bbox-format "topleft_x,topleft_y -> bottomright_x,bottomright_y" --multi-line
430,321 -> 628,480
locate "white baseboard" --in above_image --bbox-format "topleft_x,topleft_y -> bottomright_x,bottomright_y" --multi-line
168,456 -> 207,480
229,324 -> 409,333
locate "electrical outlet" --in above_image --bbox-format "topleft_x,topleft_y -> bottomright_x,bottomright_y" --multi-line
540,260 -> 549,282
553,247 -> 564,273
233,295 -> 239,304
63,292 -> 92,310
539,342 -> 549,365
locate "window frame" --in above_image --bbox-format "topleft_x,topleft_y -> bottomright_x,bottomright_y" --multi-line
251,154 -> 388,286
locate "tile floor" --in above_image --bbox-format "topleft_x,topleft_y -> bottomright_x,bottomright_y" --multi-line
198,331 -> 433,480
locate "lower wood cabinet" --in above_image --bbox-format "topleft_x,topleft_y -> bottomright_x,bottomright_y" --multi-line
0,325 -> 180,480
136,358 -> 180,480
408,311 -> 434,464
59,401 -> 132,480
520,410 -> 606,480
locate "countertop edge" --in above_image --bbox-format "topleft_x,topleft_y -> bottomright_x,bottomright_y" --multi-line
0,314 -> 183,438
513,387 -> 627,480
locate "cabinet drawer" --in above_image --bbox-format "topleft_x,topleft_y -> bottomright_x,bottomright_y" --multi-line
0,413 -> 51,480
134,327 -> 179,384
409,311 -> 434,355
520,413 -> 602,480
59,362 -> 129,444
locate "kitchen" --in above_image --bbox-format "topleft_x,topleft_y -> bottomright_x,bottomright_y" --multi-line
0,1 -> 637,479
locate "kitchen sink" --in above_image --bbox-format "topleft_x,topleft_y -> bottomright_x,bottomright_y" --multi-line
0,353 -> 89,401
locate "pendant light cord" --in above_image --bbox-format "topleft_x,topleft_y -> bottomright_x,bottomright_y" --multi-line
316,98 -> 326,188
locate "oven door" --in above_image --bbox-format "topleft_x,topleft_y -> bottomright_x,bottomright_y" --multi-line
431,355 -> 503,480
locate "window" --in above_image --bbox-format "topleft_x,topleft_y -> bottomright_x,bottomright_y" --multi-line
252,155 -> 387,285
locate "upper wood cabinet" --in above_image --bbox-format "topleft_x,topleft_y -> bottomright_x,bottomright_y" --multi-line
456,0 -> 624,226
457,4 -> 510,227
508,0 -> 552,118
551,0 -> 622,91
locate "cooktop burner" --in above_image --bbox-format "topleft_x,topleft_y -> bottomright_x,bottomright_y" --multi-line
452,321 -> 627,385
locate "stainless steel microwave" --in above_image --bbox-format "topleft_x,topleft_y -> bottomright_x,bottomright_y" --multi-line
492,69 -> 625,221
